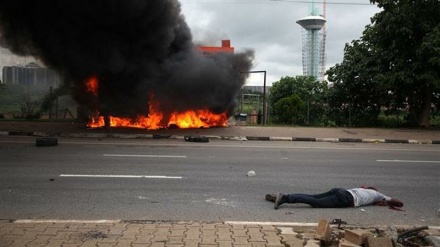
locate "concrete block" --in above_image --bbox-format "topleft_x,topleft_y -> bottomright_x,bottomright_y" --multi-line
365,235 -> 393,247
344,229 -> 372,245
339,239 -> 361,247
316,219 -> 332,242
278,227 -> 297,235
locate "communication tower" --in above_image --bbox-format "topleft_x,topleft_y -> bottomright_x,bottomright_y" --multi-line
297,0 -> 327,81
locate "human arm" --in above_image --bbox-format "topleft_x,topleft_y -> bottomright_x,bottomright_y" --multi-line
374,197 -> 404,208
387,198 -> 403,207
376,191 -> 403,207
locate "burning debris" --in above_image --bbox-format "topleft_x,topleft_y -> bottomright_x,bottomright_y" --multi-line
0,0 -> 254,129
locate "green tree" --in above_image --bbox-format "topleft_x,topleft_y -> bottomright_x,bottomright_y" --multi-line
273,95 -> 305,125
327,40 -> 387,126
269,76 -> 329,125
327,0 -> 440,127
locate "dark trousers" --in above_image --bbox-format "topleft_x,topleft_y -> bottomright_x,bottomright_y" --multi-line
287,188 -> 354,208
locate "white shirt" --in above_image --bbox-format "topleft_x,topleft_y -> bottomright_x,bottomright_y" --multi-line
347,188 -> 391,207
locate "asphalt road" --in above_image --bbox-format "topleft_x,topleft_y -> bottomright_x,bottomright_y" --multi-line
1,136 -> 439,226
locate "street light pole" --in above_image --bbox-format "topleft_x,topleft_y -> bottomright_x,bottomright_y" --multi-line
240,70 -> 267,125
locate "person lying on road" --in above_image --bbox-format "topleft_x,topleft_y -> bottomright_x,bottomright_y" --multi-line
266,187 -> 404,210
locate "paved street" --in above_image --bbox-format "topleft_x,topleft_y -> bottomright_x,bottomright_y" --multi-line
1,136 -> 439,226
0,121 -> 439,246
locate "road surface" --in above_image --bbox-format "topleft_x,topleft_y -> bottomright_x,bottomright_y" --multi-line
1,136 -> 439,226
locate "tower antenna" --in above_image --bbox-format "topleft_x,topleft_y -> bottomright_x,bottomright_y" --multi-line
297,0 -> 326,81
320,0 -> 327,80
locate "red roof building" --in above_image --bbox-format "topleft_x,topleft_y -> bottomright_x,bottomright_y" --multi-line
198,40 -> 234,55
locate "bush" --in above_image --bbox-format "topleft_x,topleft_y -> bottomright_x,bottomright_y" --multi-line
272,95 -> 305,125
430,115 -> 440,128
378,115 -> 405,128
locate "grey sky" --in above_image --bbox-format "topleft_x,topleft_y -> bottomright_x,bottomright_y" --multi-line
0,0 -> 380,86
180,0 -> 380,85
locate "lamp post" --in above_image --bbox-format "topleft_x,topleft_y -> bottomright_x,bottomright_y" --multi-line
240,70 -> 267,125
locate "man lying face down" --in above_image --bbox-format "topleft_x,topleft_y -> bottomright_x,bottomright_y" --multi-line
266,187 -> 404,210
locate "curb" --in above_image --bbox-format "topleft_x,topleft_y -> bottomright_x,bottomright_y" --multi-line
1,131 -> 439,145
6,219 -> 440,230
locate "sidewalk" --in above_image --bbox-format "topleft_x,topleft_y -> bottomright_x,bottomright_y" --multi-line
2,221 -> 289,247
1,220 -> 439,247
1,120 -> 439,144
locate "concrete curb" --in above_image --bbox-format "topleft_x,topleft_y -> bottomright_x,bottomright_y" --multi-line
6,219 -> 440,230
2,131 -> 440,145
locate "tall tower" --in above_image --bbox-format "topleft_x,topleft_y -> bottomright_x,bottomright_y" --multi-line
297,0 -> 326,81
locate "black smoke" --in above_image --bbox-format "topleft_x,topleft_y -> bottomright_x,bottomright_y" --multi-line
0,0 -> 253,119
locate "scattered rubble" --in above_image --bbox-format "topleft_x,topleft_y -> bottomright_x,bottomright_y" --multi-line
279,219 -> 439,247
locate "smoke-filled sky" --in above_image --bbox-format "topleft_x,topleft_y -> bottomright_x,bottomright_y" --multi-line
0,0 -> 380,88
0,0 -> 254,118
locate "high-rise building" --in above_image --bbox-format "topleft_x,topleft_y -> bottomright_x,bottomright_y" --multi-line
2,62 -> 61,88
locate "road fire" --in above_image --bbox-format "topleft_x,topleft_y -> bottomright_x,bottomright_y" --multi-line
85,77 -> 228,130
0,1 -> 254,127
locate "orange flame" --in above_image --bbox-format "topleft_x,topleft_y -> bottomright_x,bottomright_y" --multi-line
86,76 -> 99,96
169,110 -> 228,129
85,77 -> 228,129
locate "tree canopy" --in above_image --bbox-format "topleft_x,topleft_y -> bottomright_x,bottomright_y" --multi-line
327,0 -> 440,127
269,76 -> 329,125
326,40 -> 386,126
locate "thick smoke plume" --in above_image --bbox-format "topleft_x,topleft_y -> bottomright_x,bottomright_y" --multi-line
0,0 -> 254,119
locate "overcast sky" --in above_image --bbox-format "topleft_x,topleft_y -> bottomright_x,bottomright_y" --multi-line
180,0 -> 380,85
0,0 -> 380,86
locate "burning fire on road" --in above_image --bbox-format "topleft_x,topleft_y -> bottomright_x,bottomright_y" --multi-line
0,0 -> 254,130
86,76 -> 228,129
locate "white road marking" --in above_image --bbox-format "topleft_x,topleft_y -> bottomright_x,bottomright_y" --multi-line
104,154 -> 187,158
377,160 -> 440,163
60,174 -> 183,179
205,198 -> 237,207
